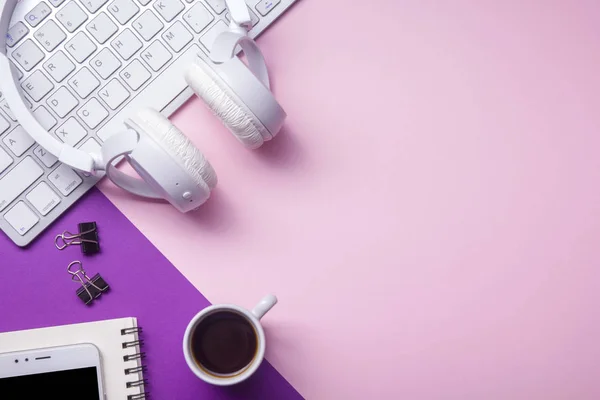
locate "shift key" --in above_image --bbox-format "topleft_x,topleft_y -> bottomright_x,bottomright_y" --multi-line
0,156 -> 43,212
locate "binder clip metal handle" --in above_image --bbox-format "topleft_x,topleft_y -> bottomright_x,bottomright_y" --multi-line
67,261 -> 109,305
55,222 -> 100,254
55,230 -> 96,249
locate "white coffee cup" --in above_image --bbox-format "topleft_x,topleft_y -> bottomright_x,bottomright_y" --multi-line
183,294 -> 278,386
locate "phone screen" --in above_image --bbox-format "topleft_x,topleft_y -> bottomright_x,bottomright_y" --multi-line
0,366 -> 100,399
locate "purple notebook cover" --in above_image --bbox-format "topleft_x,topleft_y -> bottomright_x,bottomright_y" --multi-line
0,189 -> 303,400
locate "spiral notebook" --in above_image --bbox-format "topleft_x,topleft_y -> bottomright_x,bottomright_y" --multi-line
0,317 -> 147,399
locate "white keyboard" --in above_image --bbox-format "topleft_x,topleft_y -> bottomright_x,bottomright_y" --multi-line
0,0 -> 297,247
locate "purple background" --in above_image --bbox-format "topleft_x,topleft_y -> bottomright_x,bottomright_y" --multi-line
0,189 -> 303,399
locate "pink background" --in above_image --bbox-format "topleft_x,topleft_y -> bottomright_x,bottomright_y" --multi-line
100,1 -> 600,398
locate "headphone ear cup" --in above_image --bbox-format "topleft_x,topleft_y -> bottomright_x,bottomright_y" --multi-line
185,60 -> 270,149
130,108 -> 217,190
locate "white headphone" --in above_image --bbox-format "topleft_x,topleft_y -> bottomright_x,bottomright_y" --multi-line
0,0 -> 286,213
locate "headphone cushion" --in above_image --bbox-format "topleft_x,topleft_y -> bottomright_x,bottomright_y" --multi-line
130,108 -> 217,190
185,61 -> 270,149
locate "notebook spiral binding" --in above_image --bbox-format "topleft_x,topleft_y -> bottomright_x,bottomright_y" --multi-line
121,327 -> 148,400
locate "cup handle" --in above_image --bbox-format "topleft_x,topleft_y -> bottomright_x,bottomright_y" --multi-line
251,294 -> 278,320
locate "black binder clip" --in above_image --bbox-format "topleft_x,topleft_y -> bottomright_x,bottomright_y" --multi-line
55,222 -> 100,255
67,261 -> 109,305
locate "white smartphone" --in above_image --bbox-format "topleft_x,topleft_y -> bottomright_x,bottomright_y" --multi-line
0,343 -> 105,399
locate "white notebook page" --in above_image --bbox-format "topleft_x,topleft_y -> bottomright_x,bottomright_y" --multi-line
0,317 -> 145,399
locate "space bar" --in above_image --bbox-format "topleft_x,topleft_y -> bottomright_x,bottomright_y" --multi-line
97,44 -> 201,142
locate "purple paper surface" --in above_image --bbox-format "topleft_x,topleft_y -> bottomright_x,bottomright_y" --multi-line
0,189 -> 303,400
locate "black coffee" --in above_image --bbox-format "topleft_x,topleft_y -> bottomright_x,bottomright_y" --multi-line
191,311 -> 257,375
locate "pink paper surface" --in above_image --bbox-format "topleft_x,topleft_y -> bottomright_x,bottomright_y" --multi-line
100,1 -> 600,398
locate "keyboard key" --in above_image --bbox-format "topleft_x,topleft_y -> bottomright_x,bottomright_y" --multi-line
78,137 -> 101,154
4,201 -> 39,235
153,0 -> 184,22
133,10 -> 164,41
12,39 -> 45,71
0,157 -> 43,212
90,48 -> 122,79
78,98 -> 108,128
98,44 -> 200,142
0,114 -> 10,134
99,79 -> 130,109
69,67 -> 100,98
86,12 -> 118,44
33,106 -> 58,130
162,21 -> 192,52
120,59 -> 151,90
108,0 -> 140,24
3,126 -> 35,156
141,40 -> 172,71
56,117 -> 87,145
80,0 -> 109,13
137,0 -> 151,6
0,147 -> 12,174
57,1 -> 89,32
206,0 -> 225,14
255,0 -> 280,16
26,182 -> 61,216
65,32 -> 97,62
111,29 -> 143,60
25,2 -> 52,27
183,3 -> 213,34
33,145 -> 58,167
21,71 -> 54,101
43,51 -> 76,82
49,0 -> 66,6
6,22 -> 29,48
34,20 -> 67,51
47,87 -> 79,117
200,20 -> 227,51
0,100 -> 16,121
49,164 -> 83,196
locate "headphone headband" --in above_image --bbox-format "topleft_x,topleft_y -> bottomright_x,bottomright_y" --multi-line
0,0 -> 102,173
225,0 -> 251,27
0,0 -> 259,174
